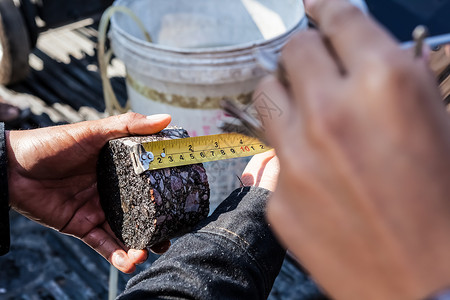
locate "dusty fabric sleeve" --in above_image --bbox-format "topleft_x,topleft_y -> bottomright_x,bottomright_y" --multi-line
0,123 -> 10,255
118,186 -> 286,300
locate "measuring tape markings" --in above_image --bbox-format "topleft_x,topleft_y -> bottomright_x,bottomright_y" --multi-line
139,133 -> 271,171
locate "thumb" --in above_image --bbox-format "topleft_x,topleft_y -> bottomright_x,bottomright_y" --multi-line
98,112 -> 172,141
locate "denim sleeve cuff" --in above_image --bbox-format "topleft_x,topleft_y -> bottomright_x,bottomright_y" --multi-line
0,123 -> 10,255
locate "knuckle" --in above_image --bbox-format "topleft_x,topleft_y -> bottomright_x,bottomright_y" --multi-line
118,112 -> 140,125
386,60 -> 416,84
83,228 -> 107,249
360,50 -> 416,94
84,213 -> 103,227
116,112 -> 142,134
325,4 -> 362,31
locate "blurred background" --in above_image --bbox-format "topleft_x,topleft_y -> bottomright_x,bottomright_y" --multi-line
0,0 -> 448,299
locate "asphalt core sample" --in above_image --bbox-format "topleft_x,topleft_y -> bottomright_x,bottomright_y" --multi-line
97,128 -> 210,249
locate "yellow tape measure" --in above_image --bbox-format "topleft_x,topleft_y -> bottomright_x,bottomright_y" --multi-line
130,133 -> 271,174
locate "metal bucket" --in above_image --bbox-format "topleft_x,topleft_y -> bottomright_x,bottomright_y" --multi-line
109,0 -> 306,208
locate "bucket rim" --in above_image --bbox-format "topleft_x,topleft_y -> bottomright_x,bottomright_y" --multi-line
111,0 -> 306,55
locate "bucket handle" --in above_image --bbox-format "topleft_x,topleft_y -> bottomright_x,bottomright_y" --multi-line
98,6 -> 153,116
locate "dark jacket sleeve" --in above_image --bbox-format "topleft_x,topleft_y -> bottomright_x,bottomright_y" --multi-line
118,186 -> 286,300
0,123 -> 10,255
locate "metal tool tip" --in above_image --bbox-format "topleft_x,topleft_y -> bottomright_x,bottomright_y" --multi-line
413,25 -> 428,41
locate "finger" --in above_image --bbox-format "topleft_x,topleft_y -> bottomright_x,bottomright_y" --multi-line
59,188 -> 103,237
81,227 -> 136,273
128,249 -> 149,265
101,112 -> 172,140
101,224 -> 150,267
111,250 -> 137,273
258,155 -> 280,192
39,113 -> 172,159
241,150 -> 277,187
282,29 -> 340,89
243,150 -> 276,174
253,75 -> 292,152
150,240 -> 171,255
281,30 -> 341,115
101,222 -> 130,251
304,0 -> 398,69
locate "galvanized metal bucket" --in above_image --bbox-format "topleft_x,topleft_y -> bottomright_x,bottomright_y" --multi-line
108,0 -> 307,208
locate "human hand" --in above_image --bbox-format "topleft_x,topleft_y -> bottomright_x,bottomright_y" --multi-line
6,112 -> 172,273
260,0 -> 450,299
241,150 -> 279,192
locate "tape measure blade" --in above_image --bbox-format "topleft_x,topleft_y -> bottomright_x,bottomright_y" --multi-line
142,133 -> 271,171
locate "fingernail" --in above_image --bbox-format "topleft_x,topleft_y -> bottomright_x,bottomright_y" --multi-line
112,252 -> 126,268
146,114 -> 170,121
151,240 -> 171,254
